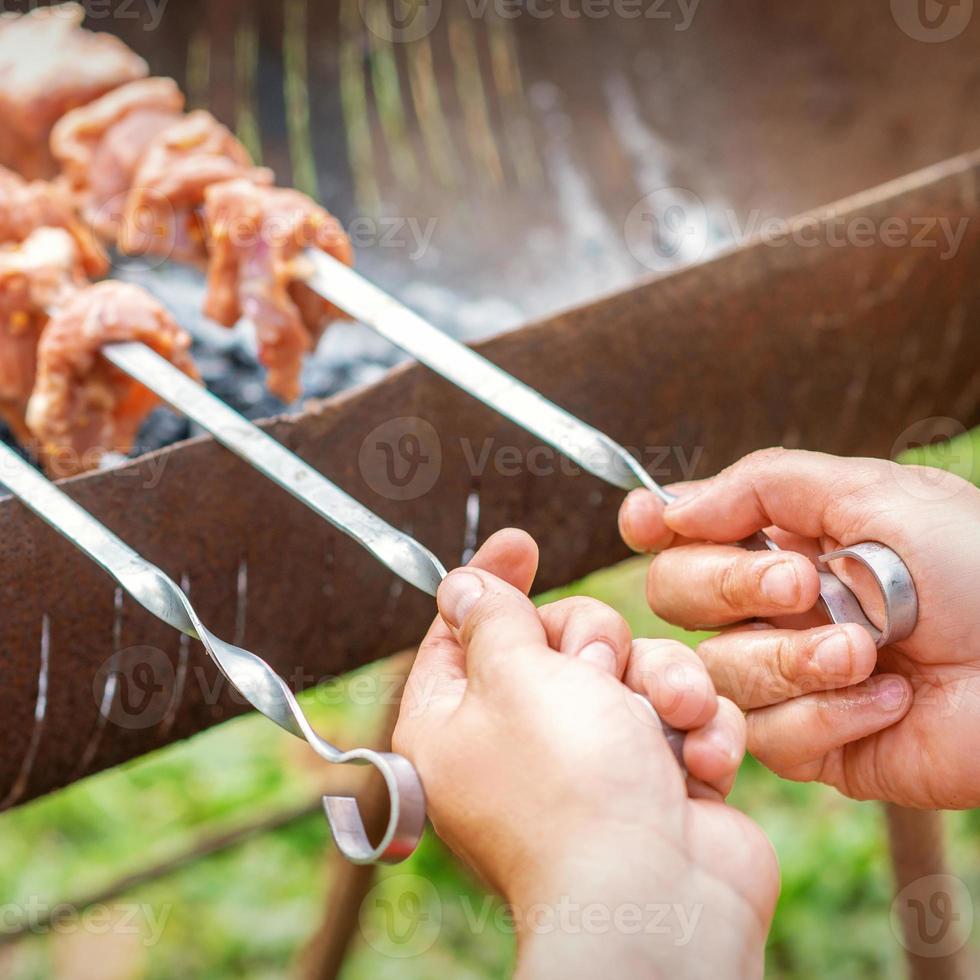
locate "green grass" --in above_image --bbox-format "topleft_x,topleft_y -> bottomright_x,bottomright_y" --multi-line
0,430 -> 977,978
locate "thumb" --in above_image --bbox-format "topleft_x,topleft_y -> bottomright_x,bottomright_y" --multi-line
437,567 -> 547,680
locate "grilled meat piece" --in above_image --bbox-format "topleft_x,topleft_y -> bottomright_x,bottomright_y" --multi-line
0,166 -> 108,277
52,77 -> 185,240
0,228 -> 87,442
120,111 -> 272,266
203,179 -> 352,403
26,281 -> 199,477
0,3 -> 147,178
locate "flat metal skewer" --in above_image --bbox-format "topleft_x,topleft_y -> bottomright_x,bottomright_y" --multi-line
0,440 -> 426,865
301,251 -> 919,647
101,341 -> 446,597
304,251 -> 666,500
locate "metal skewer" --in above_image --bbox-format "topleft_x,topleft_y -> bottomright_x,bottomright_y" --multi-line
101,342 -> 446,597
0,440 -> 426,865
302,251 -> 919,648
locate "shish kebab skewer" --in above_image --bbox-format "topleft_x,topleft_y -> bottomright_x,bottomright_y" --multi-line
0,437 -> 426,867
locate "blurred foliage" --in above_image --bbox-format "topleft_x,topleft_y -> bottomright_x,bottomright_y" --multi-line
0,428 -> 976,978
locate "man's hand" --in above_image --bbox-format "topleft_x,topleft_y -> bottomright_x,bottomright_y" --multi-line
618,447 -> 980,809
394,529 -> 778,980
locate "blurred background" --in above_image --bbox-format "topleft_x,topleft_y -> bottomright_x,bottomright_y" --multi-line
0,0 -> 978,976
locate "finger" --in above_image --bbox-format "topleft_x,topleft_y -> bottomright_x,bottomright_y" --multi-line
747,674 -> 913,776
403,529 -> 540,737
683,698 -> 746,798
536,596 -> 632,676
437,566 -> 547,681
625,638 -> 718,730
662,448 -> 896,545
647,543 -> 820,629
698,622 -> 878,709
618,487 -> 701,553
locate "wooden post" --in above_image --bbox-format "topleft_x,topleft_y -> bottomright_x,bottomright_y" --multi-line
885,805 -> 975,980
297,651 -> 415,980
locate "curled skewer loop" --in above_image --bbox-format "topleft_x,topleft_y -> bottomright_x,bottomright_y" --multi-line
120,566 -> 427,864
818,543 -> 918,648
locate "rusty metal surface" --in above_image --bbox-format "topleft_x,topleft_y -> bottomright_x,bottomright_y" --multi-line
0,150 -> 978,805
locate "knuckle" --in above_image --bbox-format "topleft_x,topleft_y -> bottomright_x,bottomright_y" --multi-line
546,596 -> 630,644
741,446 -> 790,476
771,632 -> 803,689
715,557 -> 747,614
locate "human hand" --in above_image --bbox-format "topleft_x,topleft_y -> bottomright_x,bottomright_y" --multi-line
394,529 -> 778,979
618,447 -> 980,809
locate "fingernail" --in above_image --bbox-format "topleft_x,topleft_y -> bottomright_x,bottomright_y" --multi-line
872,677 -> 909,712
812,629 -> 853,677
706,726 -> 739,765
578,642 -> 618,673
439,571 -> 484,628
760,560 -> 801,607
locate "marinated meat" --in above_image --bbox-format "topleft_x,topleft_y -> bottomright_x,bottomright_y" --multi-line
120,111 -> 272,266
51,77 -> 185,239
0,228 -> 87,442
203,179 -> 353,403
0,4 -> 147,178
0,166 -> 107,277
26,281 -> 199,477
